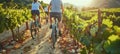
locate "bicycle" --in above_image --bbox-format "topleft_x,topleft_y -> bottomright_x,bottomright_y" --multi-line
51,18 -> 60,49
30,15 -> 41,39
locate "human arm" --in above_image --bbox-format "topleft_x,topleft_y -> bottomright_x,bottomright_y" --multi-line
61,4 -> 64,14
48,3 -> 51,14
40,5 -> 44,12
61,1 -> 64,14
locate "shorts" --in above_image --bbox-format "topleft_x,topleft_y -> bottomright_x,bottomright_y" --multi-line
50,12 -> 62,22
31,10 -> 40,15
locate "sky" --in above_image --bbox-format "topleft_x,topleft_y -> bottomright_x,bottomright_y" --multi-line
40,0 -> 93,7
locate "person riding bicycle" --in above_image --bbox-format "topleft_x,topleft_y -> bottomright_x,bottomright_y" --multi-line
48,0 -> 64,36
31,0 -> 44,27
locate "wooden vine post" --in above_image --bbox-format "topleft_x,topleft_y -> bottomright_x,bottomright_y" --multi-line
26,21 -> 29,30
98,8 -> 102,32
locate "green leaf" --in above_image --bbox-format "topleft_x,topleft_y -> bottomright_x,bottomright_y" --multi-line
104,35 -> 120,54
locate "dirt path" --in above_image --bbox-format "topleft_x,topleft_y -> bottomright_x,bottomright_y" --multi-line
1,21 -> 82,54
7,23 -> 63,54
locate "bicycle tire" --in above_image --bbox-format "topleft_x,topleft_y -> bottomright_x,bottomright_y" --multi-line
51,26 -> 57,47
30,22 -> 37,39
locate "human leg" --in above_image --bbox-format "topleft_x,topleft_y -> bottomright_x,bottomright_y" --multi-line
50,12 -> 53,28
36,10 -> 41,28
57,13 -> 62,36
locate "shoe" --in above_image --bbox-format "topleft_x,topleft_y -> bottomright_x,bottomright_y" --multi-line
50,24 -> 52,29
59,30 -> 62,36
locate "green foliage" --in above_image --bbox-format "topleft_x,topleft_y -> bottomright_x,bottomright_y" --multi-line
102,19 -> 113,28
63,8 -> 120,54
101,8 -> 120,27
90,25 -> 98,37
104,35 -> 120,54
0,4 -> 31,33
113,26 -> 120,35
79,11 -> 96,20
80,35 -> 92,47
113,17 -> 120,27
0,4 -> 7,32
94,41 -> 105,54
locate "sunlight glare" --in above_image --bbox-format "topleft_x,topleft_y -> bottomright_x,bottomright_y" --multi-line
40,0 -> 93,7
75,0 -> 92,7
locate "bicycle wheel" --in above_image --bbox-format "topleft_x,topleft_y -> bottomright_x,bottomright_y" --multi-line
51,26 -> 57,48
30,22 -> 36,39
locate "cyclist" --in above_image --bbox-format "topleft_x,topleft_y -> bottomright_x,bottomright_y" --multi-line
48,0 -> 64,48
31,0 -> 44,27
48,0 -> 64,36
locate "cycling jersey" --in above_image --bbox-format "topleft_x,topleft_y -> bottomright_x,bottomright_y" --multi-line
31,2 -> 41,10
50,0 -> 62,13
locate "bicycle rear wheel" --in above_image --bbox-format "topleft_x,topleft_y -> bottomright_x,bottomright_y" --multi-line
30,22 -> 37,39
51,26 -> 57,48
